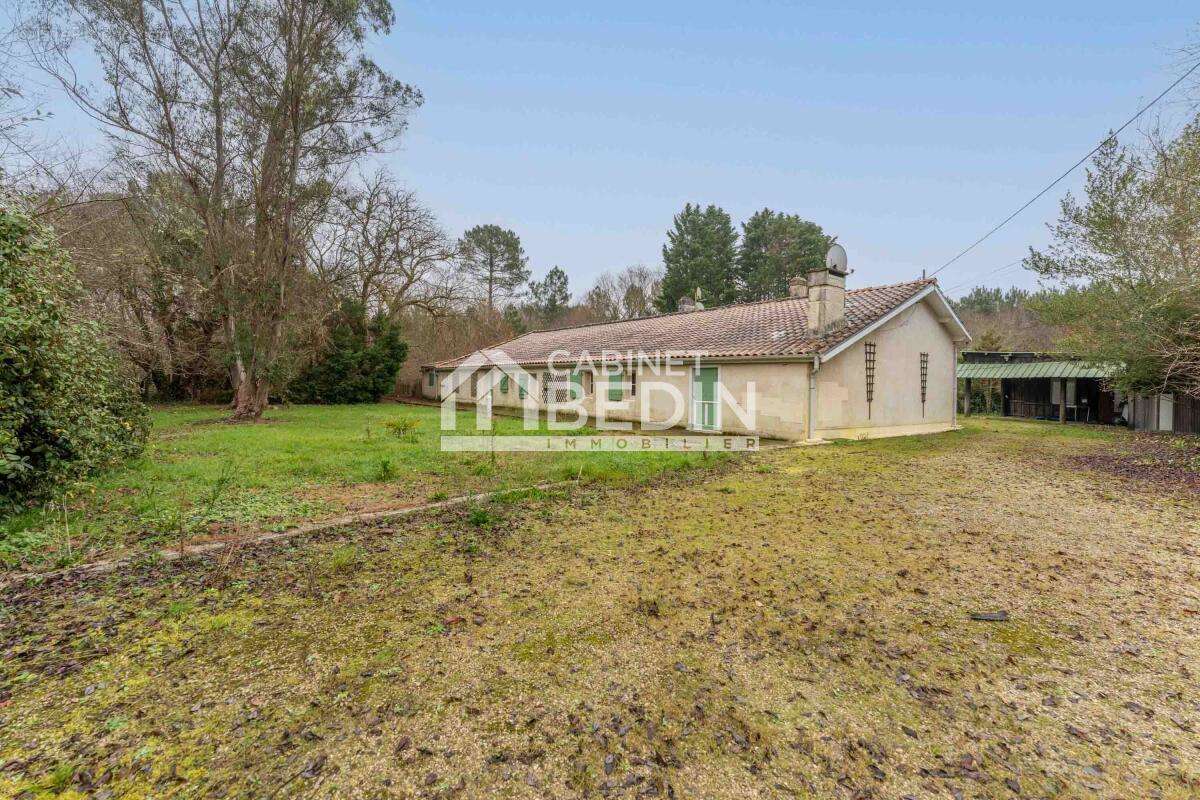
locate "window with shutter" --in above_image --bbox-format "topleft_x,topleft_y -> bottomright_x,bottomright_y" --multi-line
607,365 -> 623,402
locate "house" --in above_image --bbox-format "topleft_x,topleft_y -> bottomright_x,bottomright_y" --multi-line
421,262 -> 972,441
956,351 -> 1200,434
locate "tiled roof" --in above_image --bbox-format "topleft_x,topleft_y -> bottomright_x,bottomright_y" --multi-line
429,278 -> 937,369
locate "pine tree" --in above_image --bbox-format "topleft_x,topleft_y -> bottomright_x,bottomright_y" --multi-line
656,204 -> 738,312
529,266 -> 571,324
735,209 -> 833,302
458,225 -> 530,311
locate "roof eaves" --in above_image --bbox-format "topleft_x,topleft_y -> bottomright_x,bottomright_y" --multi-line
818,283 -> 938,361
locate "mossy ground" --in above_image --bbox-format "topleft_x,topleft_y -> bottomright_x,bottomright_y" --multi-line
1,418 -> 1197,799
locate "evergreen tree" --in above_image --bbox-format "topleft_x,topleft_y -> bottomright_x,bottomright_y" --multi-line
735,209 -> 833,301
458,225 -> 530,311
1028,126 -> 1200,398
951,286 -> 1034,315
529,266 -> 570,323
656,204 -> 738,312
289,301 -> 409,404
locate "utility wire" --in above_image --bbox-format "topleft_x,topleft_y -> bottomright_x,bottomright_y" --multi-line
944,259 -> 1025,295
928,60 -> 1200,279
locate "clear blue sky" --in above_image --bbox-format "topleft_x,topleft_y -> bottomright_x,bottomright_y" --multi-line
25,1 -> 1200,298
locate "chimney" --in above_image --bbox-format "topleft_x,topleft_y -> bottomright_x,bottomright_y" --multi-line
805,245 -> 850,334
677,287 -> 704,312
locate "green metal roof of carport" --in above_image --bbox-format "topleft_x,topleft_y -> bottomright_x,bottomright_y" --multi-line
956,361 -> 1119,380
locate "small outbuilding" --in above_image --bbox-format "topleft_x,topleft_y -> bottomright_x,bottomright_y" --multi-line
957,351 -> 1122,424
956,351 -> 1200,434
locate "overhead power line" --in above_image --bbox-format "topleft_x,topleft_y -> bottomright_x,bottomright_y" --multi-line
928,59 -> 1200,279
943,258 -> 1025,295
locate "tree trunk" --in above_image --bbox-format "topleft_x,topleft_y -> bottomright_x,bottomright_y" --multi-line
231,373 -> 269,421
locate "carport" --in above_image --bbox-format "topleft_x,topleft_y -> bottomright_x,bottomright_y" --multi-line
957,352 -> 1120,424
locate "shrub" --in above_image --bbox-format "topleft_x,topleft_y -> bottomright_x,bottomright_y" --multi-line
374,457 -> 396,481
288,300 -> 408,404
383,417 -> 420,439
0,205 -> 149,507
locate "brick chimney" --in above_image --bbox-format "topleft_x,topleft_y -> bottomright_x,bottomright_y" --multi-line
804,262 -> 849,334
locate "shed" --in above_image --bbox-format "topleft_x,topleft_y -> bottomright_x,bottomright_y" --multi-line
956,352 -> 1122,424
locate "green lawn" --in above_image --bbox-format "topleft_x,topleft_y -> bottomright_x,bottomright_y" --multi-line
0,403 -> 717,570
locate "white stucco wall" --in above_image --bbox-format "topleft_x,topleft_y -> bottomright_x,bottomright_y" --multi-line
419,295 -> 961,441
812,298 -> 957,439
419,371 -> 441,400
422,362 -> 812,440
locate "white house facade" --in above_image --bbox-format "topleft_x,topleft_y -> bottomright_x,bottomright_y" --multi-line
421,267 -> 971,442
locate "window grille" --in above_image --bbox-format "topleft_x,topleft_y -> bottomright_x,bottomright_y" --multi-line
629,369 -> 637,397
864,342 -> 876,419
543,371 -> 571,404
919,352 -> 929,416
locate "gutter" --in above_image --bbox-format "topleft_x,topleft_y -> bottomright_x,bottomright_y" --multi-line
426,353 -> 820,371
806,354 -> 821,442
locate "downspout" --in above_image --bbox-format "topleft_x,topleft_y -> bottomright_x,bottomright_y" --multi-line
952,345 -> 959,428
806,355 -> 820,442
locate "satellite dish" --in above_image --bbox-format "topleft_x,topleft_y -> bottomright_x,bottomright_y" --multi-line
825,243 -> 849,275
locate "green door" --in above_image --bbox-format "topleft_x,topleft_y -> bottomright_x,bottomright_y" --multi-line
692,367 -> 719,431
607,366 -> 623,402
569,370 -> 584,401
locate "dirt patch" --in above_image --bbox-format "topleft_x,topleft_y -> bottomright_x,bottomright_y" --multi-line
1069,431 -> 1200,492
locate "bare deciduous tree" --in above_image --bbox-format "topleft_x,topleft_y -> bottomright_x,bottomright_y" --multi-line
50,175 -> 228,398
584,264 -> 662,321
30,0 -> 422,418
310,170 -> 459,318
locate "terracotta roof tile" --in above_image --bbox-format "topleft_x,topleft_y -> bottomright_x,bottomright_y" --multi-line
429,279 -> 937,368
